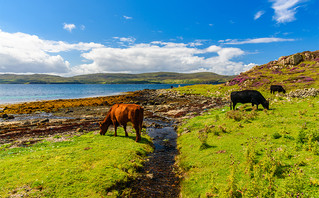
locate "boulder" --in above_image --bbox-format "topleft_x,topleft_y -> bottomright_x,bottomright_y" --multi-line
278,54 -> 303,66
289,54 -> 303,65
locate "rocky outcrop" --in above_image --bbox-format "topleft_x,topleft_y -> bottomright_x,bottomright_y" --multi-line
278,54 -> 303,66
287,88 -> 319,98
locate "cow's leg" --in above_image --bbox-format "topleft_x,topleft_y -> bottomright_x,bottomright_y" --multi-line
253,102 -> 259,110
114,122 -> 118,137
123,124 -> 129,137
233,102 -> 236,110
133,123 -> 141,142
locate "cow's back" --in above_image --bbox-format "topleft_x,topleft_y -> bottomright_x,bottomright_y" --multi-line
231,90 -> 265,103
112,104 -> 143,124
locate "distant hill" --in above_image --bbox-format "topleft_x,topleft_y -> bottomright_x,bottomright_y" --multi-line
0,72 -> 233,84
226,50 -> 319,90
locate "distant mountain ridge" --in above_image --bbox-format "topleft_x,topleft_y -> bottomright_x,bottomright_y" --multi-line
0,72 -> 233,84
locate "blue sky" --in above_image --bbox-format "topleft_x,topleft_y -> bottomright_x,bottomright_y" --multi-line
0,0 -> 318,76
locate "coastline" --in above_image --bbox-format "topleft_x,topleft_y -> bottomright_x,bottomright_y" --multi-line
0,88 -> 228,142
0,91 -> 137,115
0,83 -> 188,105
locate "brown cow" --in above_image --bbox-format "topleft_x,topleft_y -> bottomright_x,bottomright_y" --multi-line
99,104 -> 144,142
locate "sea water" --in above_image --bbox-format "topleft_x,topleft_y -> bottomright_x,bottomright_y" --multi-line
0,84 -> 189,105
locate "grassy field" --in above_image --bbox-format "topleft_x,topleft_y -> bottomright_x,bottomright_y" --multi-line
176,92 -> 319,197
0,130 -> 153,197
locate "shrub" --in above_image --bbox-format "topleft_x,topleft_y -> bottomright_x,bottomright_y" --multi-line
226,110 -> 243,121
198,126 -> 209,150
272,132 -> 282,139
297,130 -> 307,144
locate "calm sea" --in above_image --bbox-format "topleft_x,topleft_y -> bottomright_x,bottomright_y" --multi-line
0,84 -> 190,105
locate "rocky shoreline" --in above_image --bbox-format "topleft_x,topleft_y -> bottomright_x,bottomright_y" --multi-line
0,88 -> 228,147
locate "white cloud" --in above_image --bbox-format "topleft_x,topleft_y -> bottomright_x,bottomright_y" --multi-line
0,29 -> 102,74
113,37 -> 136,45
123,15 -> 133,20
270,0 -> 303,23
220,37 -> 295,44
0,29 -> 256,76
63,23 -> 76,32
254,11 -> 265,20
70,42 -> 252,76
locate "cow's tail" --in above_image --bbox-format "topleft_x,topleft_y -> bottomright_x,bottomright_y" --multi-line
136,107 -> 144,141
139,107 -> 144,132
230,101 -> 232,110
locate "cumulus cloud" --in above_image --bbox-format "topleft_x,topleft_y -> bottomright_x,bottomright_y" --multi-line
0,29 -> 256,76
220,37 -> 295,44
70,42 -> 253,76
254,11 -> 265,20
0,29 -> 102,74
270,0 -> 303,23
63,23 -> 76,32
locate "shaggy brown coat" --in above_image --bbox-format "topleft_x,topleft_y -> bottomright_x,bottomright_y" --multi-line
99,104 -> 144,142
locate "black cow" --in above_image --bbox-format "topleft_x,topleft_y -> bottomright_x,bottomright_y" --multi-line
270,85 -> 286,94
230,90 -> 269,110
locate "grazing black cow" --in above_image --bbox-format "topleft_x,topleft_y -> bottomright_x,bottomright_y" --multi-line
270,85 -> 286,94
230,90 -> 269,110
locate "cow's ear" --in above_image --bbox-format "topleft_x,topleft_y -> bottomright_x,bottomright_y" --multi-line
99,121 -> 103,127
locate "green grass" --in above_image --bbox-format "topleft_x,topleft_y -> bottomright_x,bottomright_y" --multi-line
0,130 -> 153,197
177,96 -> 319,197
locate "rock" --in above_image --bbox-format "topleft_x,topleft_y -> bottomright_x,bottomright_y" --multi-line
65,109 -> 73,114
279,54 -> 303,66
76,128 -> 84,132
146,173 -> 154,179
287,88 -> 319,98
32,120 -> 39,124
40,118 -> 49,123
290,54 -> 303,65
24,121 -> 31,125
1,114 -> 8,118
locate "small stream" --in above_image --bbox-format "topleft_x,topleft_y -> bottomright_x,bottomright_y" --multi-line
128,118 -> 180,197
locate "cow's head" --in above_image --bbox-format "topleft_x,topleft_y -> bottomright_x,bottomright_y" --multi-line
99,120 -> 111,135
262,99 -> 270,110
